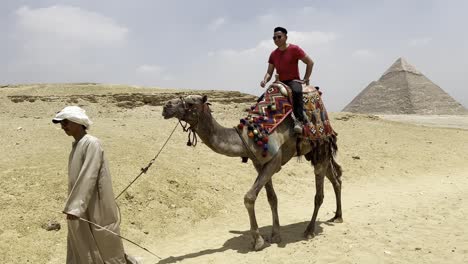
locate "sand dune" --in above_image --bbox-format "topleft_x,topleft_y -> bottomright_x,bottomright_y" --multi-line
1,84 -> 467,263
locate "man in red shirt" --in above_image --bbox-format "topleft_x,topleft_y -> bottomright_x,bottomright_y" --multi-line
260,26 -> 314,134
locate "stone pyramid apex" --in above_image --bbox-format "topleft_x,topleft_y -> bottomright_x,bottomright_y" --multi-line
382,57 -> 421,77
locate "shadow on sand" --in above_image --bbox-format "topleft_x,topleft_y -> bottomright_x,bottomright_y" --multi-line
156,220 -> 334,264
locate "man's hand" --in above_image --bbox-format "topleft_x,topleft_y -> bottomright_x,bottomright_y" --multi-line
260,80 -> 267,88
66,214 -> 79,220
304,79 -> 310,86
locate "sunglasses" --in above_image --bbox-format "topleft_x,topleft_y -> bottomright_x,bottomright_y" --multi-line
272,36 -> 282,40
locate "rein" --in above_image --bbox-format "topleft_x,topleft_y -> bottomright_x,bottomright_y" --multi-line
115,122 -> 179,199
50,210 -> 162,260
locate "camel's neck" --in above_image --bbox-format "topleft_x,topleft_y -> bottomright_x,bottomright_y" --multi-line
191,110 -> 249,158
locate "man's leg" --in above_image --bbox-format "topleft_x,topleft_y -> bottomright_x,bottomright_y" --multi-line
285,80 -> 304,133
287,81 -> 305,121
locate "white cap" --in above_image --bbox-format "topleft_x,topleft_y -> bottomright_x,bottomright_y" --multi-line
52,106 -> 93,129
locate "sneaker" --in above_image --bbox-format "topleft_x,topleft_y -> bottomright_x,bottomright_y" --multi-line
294,122 -> 303,134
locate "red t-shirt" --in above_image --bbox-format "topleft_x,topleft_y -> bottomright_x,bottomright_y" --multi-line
268,44 -> 306,81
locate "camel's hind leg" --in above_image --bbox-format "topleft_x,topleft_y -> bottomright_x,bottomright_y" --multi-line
326,160 -> 343,223
265,180 -> 281,243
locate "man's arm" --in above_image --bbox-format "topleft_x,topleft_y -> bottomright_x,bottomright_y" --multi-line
260,63 -> 275,88
300,55 -> 314,85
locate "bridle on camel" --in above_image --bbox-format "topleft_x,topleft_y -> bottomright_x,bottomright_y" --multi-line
179,119 -> 198,147
177,96 -> 211,147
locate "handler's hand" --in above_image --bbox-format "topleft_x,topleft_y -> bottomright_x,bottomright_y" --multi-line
260,80 -> 266,88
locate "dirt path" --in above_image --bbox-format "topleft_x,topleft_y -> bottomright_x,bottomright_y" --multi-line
127,169 -> 468,264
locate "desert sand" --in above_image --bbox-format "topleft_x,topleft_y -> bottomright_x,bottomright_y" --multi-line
0,84 -> 467,264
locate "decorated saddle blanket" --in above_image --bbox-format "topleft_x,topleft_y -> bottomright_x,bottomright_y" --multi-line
239,83 -> 293,134
237,83 -> 335,157
301,86 -> 335,140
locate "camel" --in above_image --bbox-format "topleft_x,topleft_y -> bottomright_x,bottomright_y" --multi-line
162,89 -> 343,251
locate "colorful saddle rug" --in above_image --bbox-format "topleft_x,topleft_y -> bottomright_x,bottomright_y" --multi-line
237,83 -> 335,157
240,84 -> 292,132
301,87 -> 335,140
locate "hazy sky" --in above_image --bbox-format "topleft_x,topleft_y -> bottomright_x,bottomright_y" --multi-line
2,0 -> 467,110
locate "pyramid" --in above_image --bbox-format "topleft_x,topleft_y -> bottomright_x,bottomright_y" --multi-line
343,57 -> 468,115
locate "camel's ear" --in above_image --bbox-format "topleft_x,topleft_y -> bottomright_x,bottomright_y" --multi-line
202,95 -> 208,103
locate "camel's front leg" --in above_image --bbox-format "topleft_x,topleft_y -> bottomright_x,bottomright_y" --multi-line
265,180 -> 281,243
304,172 -> 325,239
244,156 -> 281,251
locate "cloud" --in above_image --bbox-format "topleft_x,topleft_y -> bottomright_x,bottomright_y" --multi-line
136,64 -> 174,83
352,49 -> 375,59
211,31 -> 337,58
136,64 -> 163,74
287,31 -> 337,46
408,37 -> 432,47
208,17 -> 227,31
9,5 -> 129,82
257,13 -> 276,25
300,6 -> 318,14
16,5 -> 128,46
257,6 -> 323,26
212,39 -> 272,58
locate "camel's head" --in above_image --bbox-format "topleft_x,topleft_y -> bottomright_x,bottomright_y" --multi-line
162,95 -> 210,123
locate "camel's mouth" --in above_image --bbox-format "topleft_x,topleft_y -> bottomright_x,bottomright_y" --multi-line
162,105 -> 178,119
162,106 -> 171,119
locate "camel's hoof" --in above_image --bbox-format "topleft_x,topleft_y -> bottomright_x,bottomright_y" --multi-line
303,231 -> 315,240
253,236 -> 268,251
327,216 -> 343,223
270,233 -> 282,244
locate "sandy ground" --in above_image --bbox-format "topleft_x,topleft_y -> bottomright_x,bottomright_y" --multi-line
0,84 -> 467,264
379,115 -> 468,130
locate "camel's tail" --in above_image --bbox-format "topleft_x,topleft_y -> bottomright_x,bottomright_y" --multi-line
330,153 -> 342,180
329,133 -> 342,180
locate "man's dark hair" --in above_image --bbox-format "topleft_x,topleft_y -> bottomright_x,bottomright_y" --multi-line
274,27 -> 287,35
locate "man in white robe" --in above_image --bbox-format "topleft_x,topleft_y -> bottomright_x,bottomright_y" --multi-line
53,106 -> 138,264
